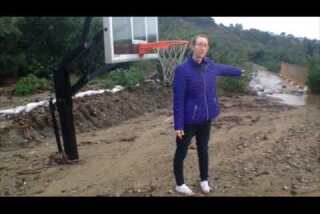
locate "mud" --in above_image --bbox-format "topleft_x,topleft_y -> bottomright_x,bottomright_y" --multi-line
0,81 -> 320,196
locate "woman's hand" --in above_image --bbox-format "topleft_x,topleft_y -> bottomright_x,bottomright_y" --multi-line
176,130 -> 185,140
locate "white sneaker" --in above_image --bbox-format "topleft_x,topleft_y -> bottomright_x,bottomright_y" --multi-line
175,184 -> 194,196
200,180 -> 212,194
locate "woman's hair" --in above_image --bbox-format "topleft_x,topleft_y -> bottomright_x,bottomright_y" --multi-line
190,34 -> 209,47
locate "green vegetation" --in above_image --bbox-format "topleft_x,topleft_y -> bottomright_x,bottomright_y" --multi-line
0,17 -> 25,81
307,58 -> 320,94
216,63 -> 253,95
1,17 -> 319,95
99,67 -> 145,89
217,77 -> 247,95
14,74 -> 48,96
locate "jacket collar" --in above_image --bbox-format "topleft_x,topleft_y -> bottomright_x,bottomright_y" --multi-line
187,56 -> 211,67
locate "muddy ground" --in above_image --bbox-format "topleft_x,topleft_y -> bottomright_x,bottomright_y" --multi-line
0,80 -> 320,196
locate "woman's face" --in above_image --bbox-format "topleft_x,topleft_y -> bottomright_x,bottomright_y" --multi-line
192,37 -> 209,60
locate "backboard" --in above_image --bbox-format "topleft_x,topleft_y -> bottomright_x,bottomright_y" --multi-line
103,17 -> 159,64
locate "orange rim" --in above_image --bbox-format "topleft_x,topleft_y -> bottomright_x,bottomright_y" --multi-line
138,40 -> 189,57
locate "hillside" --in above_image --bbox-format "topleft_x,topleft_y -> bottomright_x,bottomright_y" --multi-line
159,17 -> 320,72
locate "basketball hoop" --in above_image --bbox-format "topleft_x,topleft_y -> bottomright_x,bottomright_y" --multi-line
138,40 -> 189,86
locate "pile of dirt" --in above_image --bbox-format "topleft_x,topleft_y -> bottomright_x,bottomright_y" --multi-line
0,81 -> 171,149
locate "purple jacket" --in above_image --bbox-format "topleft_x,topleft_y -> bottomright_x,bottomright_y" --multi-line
173,56 -> 241,130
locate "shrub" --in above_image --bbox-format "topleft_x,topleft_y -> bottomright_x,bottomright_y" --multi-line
307,59 -> 320,94
103,67 -> 144,89
14,74 -> 48,96
217,77 -> 247,94
216,63 -> 252,95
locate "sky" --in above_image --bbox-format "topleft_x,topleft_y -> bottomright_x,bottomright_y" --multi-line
213,17 -> 320,40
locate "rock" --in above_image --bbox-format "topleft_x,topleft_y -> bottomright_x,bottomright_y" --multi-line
255,84 -> 264,91
291,184 -> 298,190
264,89 -> 273,94
283,185 -> 289,191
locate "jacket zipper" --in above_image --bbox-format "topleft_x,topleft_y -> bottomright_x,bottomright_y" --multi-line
192,105 -> 198,120
201,72 -> 209,120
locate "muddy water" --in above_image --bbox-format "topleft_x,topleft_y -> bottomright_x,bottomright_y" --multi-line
250,70 -> 320,106
268,94 -> 320,106
251,70 -> 283,91
268,94 -> 307,106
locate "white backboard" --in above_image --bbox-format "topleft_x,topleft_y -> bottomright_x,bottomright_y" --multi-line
103,17 -> 159,64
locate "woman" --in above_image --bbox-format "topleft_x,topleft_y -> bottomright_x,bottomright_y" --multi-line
173,34 -> 243,195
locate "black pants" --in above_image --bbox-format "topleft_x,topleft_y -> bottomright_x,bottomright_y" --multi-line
173,120 -> 211,186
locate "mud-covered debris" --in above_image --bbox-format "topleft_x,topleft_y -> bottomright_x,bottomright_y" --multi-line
119,136 -> 137,142
255,171 -> 270,177
48,152 -> 79,165
79,141 -> 98,146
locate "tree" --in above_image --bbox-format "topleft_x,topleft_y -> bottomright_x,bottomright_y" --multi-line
280,32 -> 286,37
234,23 -> 243,31
18,17 -> 85,78
307,58 -> 320,94
0,17 -> 25,83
